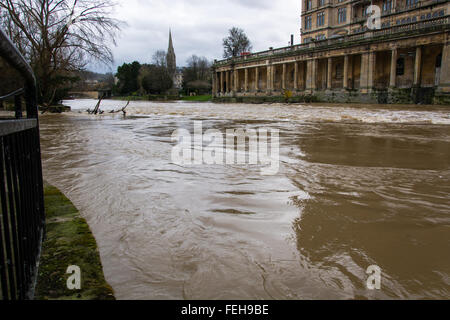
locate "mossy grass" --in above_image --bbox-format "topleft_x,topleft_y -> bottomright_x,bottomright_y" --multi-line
180,95 -> 212,102
34,184 -> 115,300
111,94 -> 179,101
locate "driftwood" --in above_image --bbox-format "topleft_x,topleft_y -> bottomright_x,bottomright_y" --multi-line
87,96 -> 104,115
109,100 -> 130,116
88,98 -> 129,116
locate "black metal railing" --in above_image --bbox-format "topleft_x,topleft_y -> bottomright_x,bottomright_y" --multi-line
0,28 -> 45,300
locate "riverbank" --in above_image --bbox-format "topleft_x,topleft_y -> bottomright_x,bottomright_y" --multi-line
111,94 -> 212,102
34,184 -> 114,300
212,90 -> 450,106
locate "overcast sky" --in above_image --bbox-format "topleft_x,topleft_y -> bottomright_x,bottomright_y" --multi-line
92,0 -> 301,73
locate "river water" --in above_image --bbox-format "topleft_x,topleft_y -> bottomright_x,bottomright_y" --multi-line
39,100 -> 450,300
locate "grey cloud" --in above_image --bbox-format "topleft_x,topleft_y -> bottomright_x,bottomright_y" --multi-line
92,0 -> 300,73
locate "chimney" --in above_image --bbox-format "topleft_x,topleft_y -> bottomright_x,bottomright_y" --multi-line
291,34 -> 294,46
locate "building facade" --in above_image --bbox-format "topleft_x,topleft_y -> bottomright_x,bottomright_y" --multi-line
212,0 -> 450,105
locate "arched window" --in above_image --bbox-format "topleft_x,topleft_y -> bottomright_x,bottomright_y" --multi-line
436,54 -> 442,68
396,58 -> 405,76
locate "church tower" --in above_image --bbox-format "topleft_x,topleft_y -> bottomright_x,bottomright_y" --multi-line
166,30 -> 176,78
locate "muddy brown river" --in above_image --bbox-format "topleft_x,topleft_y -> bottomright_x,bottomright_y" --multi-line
39,100 -> 450,300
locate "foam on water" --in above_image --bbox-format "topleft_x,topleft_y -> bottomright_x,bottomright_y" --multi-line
64,99 -> 450,125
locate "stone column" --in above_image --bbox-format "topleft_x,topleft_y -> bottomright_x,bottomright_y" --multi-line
368,51 -> 375,91
282,63 -> 287,90
348,56 -> 354,89
267,65 -> 272,92
360,52 -> 375,93
306,59 -> 317,92
327,58 -> 333,90
360,53 -> 369,92
271,65 -> 275,91
244,68 -> 249,92
234,69 -> 238,92
294,62 -> 298,90
216,73 -> 220,94
390,49 -> 398,88
438,42 -> 450,94
343,55 -> 349,89
255,67 -> 259,91
220,72 -> 224,93
414,46 -> 422,87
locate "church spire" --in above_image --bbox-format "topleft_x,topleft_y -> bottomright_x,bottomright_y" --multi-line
167,29 -> 176,77
168,29 -> 173,51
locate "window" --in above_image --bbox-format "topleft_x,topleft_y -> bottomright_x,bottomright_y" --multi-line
317,12 -> 325,27
305,16 -> 312,30
306,0 -> 312,10
406,0 -> 419,7
363,6 -> 371,17
383,0 -> 392,13
319,0 -> 325,6
396,58 -> 405,76
316,34 -> 326,41
304,37 -> 312,43
338,8 -> 347,24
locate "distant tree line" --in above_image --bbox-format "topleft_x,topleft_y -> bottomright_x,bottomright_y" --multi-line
0,7 -> 251,103
114,53 -> 213,97
111,26 -> 253,97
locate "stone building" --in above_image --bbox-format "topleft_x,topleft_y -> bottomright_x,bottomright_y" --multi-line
166,30 -> 183,90
212,0 -> 450,105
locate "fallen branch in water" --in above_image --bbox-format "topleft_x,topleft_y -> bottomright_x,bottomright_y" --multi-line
109,100 -> 130,116
88,96 -> 104,115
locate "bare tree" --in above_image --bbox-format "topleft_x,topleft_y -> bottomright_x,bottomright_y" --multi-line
185,55 -> 211,81
223,27 -> 252,58
182,55 -> 211,94
0,0 -> 122,105
152,50 -> 167,68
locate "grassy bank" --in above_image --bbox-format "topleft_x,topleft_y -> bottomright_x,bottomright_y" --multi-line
180,95 -> 212,102
35,184 -> 114,300
111,94 -> 179,101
